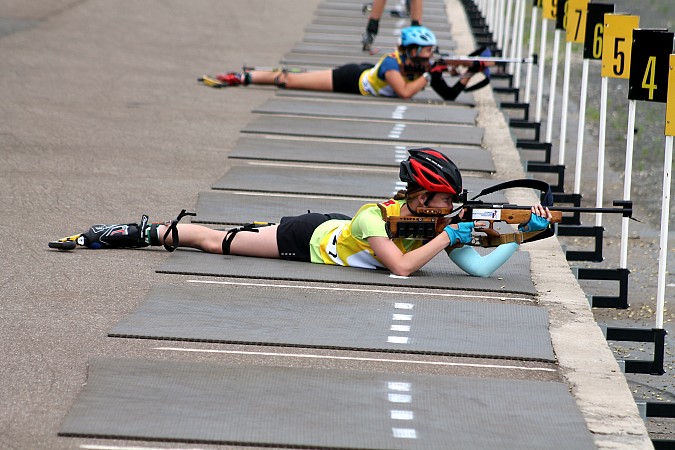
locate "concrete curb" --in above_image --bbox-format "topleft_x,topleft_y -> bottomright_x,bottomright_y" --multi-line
445,1 -> 653,448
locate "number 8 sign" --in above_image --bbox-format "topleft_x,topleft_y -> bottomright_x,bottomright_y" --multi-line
628,29 -> 674,103
601,14 -> 640,79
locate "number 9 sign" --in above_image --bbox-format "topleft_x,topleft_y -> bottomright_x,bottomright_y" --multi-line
601,14 -> 640,79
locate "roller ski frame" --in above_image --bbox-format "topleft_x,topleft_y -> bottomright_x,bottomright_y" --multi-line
48,234 -> 82,250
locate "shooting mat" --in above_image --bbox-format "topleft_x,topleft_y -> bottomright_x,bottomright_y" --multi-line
227,136 -> 492,170
241,116 -> 484,146
157,250 -> 536,295
252,98 -> 476,125
60,358 -> 595,449
110,283 -> 554,361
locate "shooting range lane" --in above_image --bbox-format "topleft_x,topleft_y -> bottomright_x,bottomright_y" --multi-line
275,87 -> 476,106
109,283 -> 554,361
242,115 -> 484,145
227,136 -> 492,170
157,250 -> 536,295
59,358 -> 595,450
211,165 -> 505,198
57,1 -> 583,448
252,98 -> 477,124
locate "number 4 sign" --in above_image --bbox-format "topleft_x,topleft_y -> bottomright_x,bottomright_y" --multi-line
628,29 -> 674,103
601,14 -> 640,79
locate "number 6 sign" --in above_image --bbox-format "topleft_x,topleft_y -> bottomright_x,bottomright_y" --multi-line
601,14 -> 640,79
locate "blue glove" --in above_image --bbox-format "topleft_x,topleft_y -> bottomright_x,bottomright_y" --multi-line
519,213 -> 549,232
444,222 -> 474,244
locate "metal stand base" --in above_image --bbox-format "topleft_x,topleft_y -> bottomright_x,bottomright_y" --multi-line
557,225 -> 604,262
575,267 -> 630,309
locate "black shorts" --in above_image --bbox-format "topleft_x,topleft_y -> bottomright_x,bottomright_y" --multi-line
331,63 -> 374,94
276,212 -> 352,262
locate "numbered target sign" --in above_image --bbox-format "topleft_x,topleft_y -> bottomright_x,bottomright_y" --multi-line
601,14 -> 640,79
665,55 -> 675,136
628,29 -> 674,102
566,0 -> 589,43
543,0 -> 557,20
583,3 -> 614,60
555,0 -> 568,30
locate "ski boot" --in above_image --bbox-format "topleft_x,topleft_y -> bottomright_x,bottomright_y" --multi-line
49,215 -> 152,250
48,210 -> 195,252
198,72 -> 250,89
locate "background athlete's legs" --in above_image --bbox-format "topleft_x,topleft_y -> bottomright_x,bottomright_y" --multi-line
362,0 -> 423,50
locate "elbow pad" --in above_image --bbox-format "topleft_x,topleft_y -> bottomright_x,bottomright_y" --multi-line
447,242 -> 519,278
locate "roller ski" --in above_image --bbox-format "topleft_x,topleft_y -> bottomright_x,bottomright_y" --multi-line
48,210 -> 195,252
198,72 -> 250,89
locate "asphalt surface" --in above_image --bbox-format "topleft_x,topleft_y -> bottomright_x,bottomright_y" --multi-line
0,0 -> 656,449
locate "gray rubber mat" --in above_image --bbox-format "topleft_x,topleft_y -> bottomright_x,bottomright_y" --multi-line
312,15 -> 449,28
292,42 -> 455,58
227,136 -> 492,171
280,52 -> 383,67
315,7 -> 449,20
110,283 -> 554,361
252,98 -> 476,125
158,250 -> 536,295
242,116 -> 484,146
60,359 -> 595,449
275,87 -> 476,106
212,166 -> 504,199
301,32 -> 457,49
193,190 -> 374,224
305,24 -> 453,39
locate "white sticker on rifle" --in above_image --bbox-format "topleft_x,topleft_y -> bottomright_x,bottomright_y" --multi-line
472,209 -> 502,220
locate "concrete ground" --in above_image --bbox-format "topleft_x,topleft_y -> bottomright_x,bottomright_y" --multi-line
0,0 -> 655,448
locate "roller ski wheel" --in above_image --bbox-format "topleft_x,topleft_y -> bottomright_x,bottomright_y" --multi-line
362,3 -> 372,14
48,234 -> 82,251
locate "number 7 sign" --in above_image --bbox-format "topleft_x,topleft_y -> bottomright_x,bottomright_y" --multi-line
601,14 -> 640,79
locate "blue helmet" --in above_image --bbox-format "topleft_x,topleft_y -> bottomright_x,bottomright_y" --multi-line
399,26 -> 437,47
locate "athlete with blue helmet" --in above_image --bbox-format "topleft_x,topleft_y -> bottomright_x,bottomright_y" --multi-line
207,26 -> 488,101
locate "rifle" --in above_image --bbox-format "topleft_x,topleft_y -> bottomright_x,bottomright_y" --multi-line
381,179 -> 633,247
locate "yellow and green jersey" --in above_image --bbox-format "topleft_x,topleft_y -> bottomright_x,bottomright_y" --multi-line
309,199 -> 423,269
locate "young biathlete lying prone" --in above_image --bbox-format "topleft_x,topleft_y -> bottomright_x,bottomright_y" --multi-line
50,149 -> 552,278
207,26 -> 493,101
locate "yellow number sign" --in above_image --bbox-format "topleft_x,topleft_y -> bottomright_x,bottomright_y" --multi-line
601,14 -> 640,79
666,55 -> 675,136
566,0 -> 589,43
543,0 -> 557,20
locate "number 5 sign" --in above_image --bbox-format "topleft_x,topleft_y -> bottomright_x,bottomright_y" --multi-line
628,29 -> 674,103
601,14 -> 640,79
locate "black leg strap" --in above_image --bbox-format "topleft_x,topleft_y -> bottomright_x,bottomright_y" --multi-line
162,209 -> 197,252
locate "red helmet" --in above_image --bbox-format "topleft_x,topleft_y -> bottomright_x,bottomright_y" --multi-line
399,148 -> 462,196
